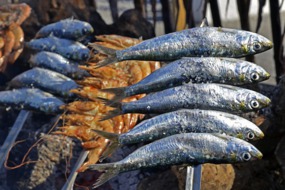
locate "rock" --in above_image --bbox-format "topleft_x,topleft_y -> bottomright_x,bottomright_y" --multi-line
201,164 -> 235,190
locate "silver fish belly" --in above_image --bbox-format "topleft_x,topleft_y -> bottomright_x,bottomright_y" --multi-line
35,18 -> 94,40
0,88 -> 64,113
9,67 -> 78,98
89,133 -> 262,188
92,26 -> 272,68
117,27 -> 272,60
25,36 -> 90,61
101,57 -> 270,102
118,109 -> 264,144
29,51 -> 90,79
101,83 -> 271,119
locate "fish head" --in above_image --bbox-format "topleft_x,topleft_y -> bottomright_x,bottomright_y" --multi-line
82,23 -> 94,34
240,63 -> 271,84
235,90 -> 271,112
239,31 -> 273,55
245,92 -> 271,111
215,134 -> 263,162
234,120 -> 265,141
235,139 -> 263,162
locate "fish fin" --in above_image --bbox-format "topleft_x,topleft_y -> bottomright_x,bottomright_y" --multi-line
100,87 -> 127,103
92,129 -> 120,161
99,142 -> 120,162
200,18 -> 209,27
97,97 -> 122,107
88,163 -> 120,188
92,129 -> 119,142
100,106 -> 123,121
89,43 -> 118,68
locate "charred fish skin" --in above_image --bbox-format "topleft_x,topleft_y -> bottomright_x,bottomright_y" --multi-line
102,57 -> 270,101
29,51 -> 90,79
89,133 -> 263,188
25,36 -> 90,61
118,83 -> 271,115
94,109 -> 263,161
118,109 -> 264,144
9,67 -> 79,98
92,26 -> 272,68
0,88 -> 64,113
35,18 -> 94,40
117,27 -> 272,60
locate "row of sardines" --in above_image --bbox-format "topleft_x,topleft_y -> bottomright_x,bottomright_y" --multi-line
86,20 -> 273,188
0,18 -> 273,188
0,18 -> 94,113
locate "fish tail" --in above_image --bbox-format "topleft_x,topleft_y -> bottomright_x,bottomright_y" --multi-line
88,163 -> 120,188
92,129 -> 120,161
99,101 -> 123,121
89,43 -> 118,68
97,97 -> 122,107
100,87 -> 127,104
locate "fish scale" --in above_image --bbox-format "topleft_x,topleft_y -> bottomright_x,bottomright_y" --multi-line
93,109 -> 263,164
89,133 -> 263,188
100,83 -> 270,121
92,26 -> 272,68
100,57 -> 270,103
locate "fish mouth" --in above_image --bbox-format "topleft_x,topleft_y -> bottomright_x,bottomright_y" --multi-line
265,72 -> 271,79
255,152 -> 263,160
262,41 -> 273,49
257,131 -> 265,139
265,98 -> 271,105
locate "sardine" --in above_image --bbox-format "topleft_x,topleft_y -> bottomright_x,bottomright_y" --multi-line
101,83 -> 271,120
91,26 -> 273,68
0,88 -> 64,113
25,36 -> 90,61
93,109 -> 264,160
101,57 -> 270,102
35,18 -> 94,40
29,51 -> 90,79
88,133 -> 263,188
9,67 -> 79,98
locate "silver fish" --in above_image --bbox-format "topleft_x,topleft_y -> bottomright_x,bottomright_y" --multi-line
35,18 -> 94,40
88,133 -> 263,188
101,57 -> 270,103
29,51 -> 90,79
0,88 -> 64,113
9,67 -> 79,98
25,36 -> 90,61
101,83 -> 271,120
91,26 -> 273,68
93,109 -> 264,160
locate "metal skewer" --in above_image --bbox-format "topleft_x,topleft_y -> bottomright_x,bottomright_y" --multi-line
61,150 -> 89,190
185,165 -> 202,190
0,110 -> 30,168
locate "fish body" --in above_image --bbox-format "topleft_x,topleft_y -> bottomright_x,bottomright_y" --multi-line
102,83 -> 271,120
92,26 -> 273,68
29,51 -> 90,79
25,36 -> 90,61
9,67 -> 78,98
0,88 -> 64,113
94,109 -> 264,160
35,18 -> 94,40
89,133 -> 263,188
101,57 -> 270,102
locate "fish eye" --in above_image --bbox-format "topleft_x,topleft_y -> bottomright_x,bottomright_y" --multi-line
250,100 -> 259,109
242,152 -> 251,161
82,28 -> 89,35
253,42 -> 262,51
247,131 -> 255,140
250,72 -> 260,81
